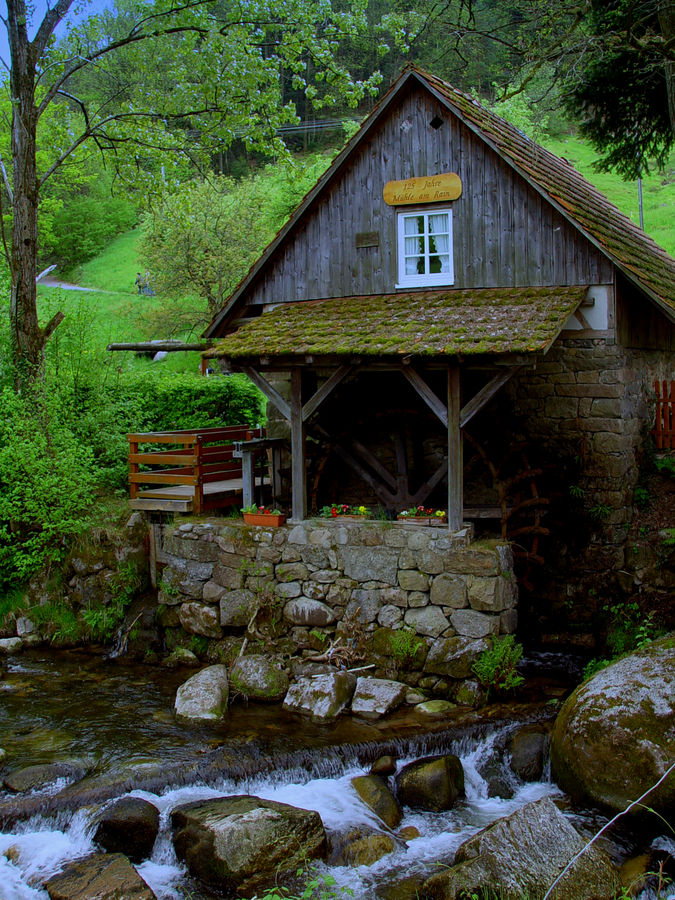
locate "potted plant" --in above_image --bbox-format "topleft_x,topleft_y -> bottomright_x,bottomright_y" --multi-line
319,503 -> 371,520
397,506 -> 447,525
242,505 -> 286,526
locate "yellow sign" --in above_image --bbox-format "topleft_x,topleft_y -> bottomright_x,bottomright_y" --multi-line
383,173 -> 462,206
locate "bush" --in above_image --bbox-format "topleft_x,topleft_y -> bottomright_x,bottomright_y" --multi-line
472,635 -> 525,699
0,386 -> 97,588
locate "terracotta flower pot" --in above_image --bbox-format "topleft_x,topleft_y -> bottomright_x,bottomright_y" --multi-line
243,513 -> 286,527
397,515 -> 447,526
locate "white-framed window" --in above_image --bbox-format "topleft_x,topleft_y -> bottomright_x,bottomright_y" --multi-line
396,208 -> 454,288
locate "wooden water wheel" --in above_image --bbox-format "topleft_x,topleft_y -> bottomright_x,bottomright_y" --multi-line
463,432 -> 551,591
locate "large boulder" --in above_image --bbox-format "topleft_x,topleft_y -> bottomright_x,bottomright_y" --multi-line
551,635 -> 675,814
92,797 -> 160,862
229,654 -> 289,702
171,795 -> 326,896
424,636 -> 489,678
327,824 -> 397,867
351,774 -> 402,828
340,831 -> 397,866
282,672 -> 355,721
4,760 -> 89,793
174,664 -> 229,724
395,754 -> 464,811
44,852 -> 156,900
422,796 -> 621,900
508,724 -> 550,782
350,676 -> 407,719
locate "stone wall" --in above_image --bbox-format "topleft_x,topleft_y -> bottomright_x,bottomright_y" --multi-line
155,519 -> 517,702
513,342 -> 667,531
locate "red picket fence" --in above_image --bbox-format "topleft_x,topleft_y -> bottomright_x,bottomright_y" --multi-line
652,380 -> 675,450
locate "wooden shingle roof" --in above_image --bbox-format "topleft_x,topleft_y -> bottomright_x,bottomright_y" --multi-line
419,68 -> 675,316
206,286 -> 586,361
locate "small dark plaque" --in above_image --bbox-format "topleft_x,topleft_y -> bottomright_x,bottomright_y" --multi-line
355,231 -> 379,249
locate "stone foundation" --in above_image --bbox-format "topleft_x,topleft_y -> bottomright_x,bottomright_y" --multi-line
154,519 -> 517,702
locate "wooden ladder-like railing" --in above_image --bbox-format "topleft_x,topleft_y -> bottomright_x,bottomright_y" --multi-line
652,380 -> 675,450
127,424 -> 268,514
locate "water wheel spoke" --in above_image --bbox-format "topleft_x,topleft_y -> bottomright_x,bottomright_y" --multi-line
504,497 -> 550,519
507,525 -> 550,538
501,468 -> 544,490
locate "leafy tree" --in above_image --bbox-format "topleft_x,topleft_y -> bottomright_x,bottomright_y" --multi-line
563,0 -> 675,179
406,0 -> 674,179
139,155 -> 329,326
0,0 -> 384,386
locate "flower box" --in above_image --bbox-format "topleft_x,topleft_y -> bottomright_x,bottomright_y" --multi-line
397,515 -> 447,526
243,512 -> 286,527
319,504 -> 371,520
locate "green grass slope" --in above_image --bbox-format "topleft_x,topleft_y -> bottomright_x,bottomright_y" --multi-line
38,229 -> 203,375
543,137 -> 675,257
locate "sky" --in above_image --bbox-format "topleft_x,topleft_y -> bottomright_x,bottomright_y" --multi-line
0,0 -> 112,70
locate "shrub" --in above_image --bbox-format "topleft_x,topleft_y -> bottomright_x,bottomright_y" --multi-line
472,635 -> 525,699
0,385 -> 97,589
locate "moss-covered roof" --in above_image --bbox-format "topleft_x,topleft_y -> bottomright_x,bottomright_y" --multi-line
207,286 -> 586,360
420,69 -> 675,315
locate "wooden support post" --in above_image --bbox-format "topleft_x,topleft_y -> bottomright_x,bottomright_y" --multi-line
128,439 -> 139,500
290,368 -> 306,522
447,365 -> 463,532
241,450 -> 254,508
193,436 -> 204,515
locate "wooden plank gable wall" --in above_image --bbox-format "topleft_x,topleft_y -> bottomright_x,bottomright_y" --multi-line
242,83 -> 613,309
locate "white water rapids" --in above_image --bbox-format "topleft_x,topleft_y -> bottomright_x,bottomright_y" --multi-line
0,729 -> 672,900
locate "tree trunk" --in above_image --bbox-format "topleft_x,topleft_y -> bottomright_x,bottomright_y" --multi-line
7,0 -> 64,387
659,0 -> 675,139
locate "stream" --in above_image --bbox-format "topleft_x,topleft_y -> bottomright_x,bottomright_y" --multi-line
0,650 -> 672,900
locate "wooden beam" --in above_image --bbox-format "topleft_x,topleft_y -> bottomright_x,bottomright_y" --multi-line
459,367 -> 522,429
350,438 -> 397,492
402,366 -> 448,427
448,365 -> 462,531
330,442 -> 397,507
241,366 -> 291,422
107,341 -> 213,352
311,423 -> 397,507
410,459 -> 448,507
302,365 -> 354,422
290,368 -> 307,522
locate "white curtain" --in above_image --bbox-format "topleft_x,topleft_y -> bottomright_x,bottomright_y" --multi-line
429,213 -> 450,273
404,215 -> 425,275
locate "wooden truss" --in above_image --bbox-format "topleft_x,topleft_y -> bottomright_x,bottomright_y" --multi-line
242,361 -> 522,531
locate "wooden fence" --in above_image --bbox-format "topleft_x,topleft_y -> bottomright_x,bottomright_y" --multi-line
652,380 -> 675,450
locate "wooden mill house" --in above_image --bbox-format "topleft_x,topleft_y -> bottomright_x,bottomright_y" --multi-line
201,65 -> 675,604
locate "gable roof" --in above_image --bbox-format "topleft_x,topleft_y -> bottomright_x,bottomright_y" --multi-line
206,285 -> 586,361
204,66 -> 675,339
418,68 -> 675,319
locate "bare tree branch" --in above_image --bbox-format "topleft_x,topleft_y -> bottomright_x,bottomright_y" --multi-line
0,151 -> 14,203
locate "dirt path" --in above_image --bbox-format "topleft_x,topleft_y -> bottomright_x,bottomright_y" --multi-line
39,275 -> 110,293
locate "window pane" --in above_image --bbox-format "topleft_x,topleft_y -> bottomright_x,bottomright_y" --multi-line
405,255 -> 423,275
428,213 -> 449,234
405,236 -> 424,256
429,254 -> 451,274
404,215 -> 424,236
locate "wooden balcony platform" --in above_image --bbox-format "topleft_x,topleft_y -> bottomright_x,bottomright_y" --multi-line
127,425 -> 280,515
130,476 -> 269,513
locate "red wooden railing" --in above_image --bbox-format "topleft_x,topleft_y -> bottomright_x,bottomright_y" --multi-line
127,425 -> 265,514
652,380 -> 675,450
